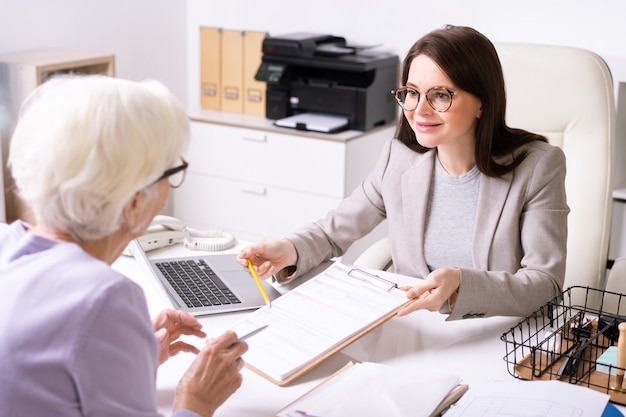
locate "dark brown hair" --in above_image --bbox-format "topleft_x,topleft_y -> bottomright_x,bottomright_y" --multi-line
395,25 -> 546,177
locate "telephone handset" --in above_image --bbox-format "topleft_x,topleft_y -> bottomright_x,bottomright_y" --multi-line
129,215 -> 236,254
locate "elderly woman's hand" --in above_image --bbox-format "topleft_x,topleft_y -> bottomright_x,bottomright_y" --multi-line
153,309 -> 207,365
173,330 -> 247,417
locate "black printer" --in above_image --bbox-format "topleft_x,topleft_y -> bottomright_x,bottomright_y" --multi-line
255,33 -> 399,132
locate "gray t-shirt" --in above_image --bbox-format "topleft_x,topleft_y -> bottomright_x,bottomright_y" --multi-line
423,157 -> 480,272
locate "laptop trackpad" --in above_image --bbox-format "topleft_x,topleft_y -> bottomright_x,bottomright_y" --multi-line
206,254 -> 242,272
221,270 -> 280,300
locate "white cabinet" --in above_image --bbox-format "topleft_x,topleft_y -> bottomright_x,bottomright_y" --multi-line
173,111 -> 393,262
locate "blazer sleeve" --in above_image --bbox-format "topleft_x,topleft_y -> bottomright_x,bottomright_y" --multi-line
448,144 -> 568,320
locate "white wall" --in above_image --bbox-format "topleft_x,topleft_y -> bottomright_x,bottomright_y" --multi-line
1,0 -> 624,123
187,0 -> 626,113
0,0 -> 187,104
1,0 -> 624,127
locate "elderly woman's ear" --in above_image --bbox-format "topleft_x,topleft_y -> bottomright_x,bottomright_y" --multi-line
122,190 -> 150,235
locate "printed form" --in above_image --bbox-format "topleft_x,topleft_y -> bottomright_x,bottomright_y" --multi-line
445,380 -> 609,417
229,262 -> 410,384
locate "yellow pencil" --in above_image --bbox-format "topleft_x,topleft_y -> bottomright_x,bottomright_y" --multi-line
247,259 -> 271,309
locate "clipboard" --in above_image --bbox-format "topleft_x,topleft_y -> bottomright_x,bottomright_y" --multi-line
229,262 -> 413,386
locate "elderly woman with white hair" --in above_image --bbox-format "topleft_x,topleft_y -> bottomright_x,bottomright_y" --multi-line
0,75 -> 246,417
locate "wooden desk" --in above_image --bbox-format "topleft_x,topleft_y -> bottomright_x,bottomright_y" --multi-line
113,244 -> 626,416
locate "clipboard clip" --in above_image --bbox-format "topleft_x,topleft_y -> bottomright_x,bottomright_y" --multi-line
348,268 -> 399,292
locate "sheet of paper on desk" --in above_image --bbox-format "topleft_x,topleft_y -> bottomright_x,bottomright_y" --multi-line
229,262 -> 410,384
444,380 -> 609,417
274,112 -> 349,133
274,362 -> 460,417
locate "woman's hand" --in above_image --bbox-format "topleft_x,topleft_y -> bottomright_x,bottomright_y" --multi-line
236,239 -> 297,279
397,267 -> 460,317
173,330 -> 248,417
153,309 -> 207,365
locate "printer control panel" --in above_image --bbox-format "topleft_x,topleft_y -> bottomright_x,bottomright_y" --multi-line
255,63 -> 286,84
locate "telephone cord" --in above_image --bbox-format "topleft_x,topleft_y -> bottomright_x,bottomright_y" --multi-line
183,228 -> 236,252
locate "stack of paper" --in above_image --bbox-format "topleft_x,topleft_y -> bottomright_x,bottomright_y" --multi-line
274,112 -> 349,133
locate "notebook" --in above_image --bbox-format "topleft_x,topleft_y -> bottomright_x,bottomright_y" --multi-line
131,241 -> 281,315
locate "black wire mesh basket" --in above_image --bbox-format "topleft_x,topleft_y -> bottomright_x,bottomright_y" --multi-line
501,286 -> 626,404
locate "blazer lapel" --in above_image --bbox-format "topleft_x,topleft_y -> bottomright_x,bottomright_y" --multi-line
401,151 -> 435,277
473,169 -> 513,270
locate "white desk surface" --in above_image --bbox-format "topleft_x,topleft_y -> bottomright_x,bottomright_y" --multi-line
113,242 -> 626,416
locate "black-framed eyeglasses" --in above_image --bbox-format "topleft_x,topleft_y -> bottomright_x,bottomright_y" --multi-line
391,86 -> 456,112
152,158 -> 188,188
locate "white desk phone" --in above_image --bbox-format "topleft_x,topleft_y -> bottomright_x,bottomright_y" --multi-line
131,215 -> 236,253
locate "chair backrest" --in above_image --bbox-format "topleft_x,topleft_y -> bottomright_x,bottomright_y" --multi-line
495,43 -> 615,294
602,257 -> 626,315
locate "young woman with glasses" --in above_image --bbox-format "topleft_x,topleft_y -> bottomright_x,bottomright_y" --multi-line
238,25 -> 568,320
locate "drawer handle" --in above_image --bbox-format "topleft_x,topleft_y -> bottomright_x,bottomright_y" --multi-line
241,135 -> 268,143
241,184 -> 267,195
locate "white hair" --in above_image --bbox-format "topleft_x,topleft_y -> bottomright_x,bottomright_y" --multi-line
8,75 -> 190,241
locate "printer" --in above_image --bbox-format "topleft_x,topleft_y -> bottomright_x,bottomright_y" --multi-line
255,33 -> 399,132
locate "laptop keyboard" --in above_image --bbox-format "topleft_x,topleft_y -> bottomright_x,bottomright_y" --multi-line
155,259 -> 242,308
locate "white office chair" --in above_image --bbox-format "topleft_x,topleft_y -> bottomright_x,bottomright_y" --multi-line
355,43 -> 616,301
602,257 -> 626,315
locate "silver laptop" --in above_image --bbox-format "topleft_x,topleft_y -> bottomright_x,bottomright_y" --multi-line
132,242 -> 281,315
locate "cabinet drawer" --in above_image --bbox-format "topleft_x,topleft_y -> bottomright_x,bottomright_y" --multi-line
187,122 -> 347,197
173,173 -> 340,240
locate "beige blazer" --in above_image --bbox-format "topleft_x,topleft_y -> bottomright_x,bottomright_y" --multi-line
285,138 -> 568,320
